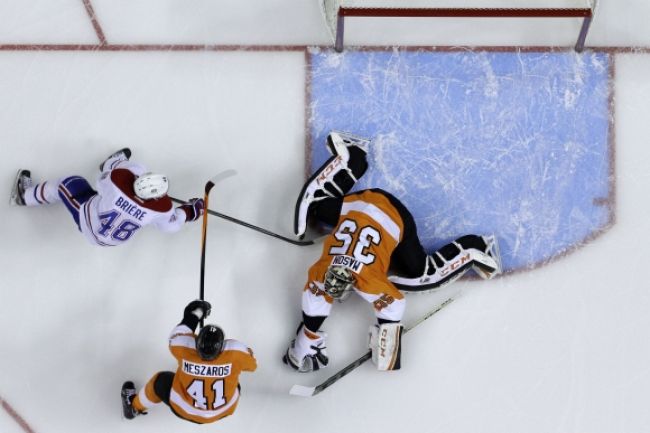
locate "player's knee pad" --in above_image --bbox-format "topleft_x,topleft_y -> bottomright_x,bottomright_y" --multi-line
58,176 -> 96,205
293,131 -> 370,237
368,322 -> 402,371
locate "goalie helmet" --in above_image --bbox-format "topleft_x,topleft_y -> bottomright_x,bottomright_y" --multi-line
196,324 -> 225,361
323,265 -> 356,299
133,172 -> 169,200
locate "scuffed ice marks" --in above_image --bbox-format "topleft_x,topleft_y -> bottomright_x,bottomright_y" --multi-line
309,49 -> 612,272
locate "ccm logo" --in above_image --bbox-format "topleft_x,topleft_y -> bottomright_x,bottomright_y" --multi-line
379,328 -> 389,357
439,253 -> 471,277
316,156 -> 343,186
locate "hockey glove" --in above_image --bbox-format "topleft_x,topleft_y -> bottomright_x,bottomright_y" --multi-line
179,198 -> 205,222
184,299 -> 212,320
283,325 -> 329,373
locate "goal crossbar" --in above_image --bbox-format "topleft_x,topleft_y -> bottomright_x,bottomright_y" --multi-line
330,6 -> 594,52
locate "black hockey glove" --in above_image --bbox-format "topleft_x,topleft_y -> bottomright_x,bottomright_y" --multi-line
184,300 -> 212,320
181,300 -> 211,331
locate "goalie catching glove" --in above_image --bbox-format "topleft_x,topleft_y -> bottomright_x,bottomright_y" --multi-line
283,324 -> 329,373
293,131 -> 370,237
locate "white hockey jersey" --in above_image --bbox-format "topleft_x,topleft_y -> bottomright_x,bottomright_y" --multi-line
78,161 -> 187,246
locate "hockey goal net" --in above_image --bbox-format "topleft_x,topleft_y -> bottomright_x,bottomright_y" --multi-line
321,0 -> 595,52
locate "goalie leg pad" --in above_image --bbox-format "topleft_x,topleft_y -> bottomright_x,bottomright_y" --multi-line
389,234 -> 501,291
368,322 -> 402,371
389,251 -> 473,292
293,137 -> 368,237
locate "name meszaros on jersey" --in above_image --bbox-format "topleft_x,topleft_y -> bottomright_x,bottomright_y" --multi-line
182,360 -> 232,378
169,325 -> 257,424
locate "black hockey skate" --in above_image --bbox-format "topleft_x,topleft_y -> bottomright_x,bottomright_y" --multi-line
9,169 -> 32,206
100,148 -> 132,171
121,381 -> 143,420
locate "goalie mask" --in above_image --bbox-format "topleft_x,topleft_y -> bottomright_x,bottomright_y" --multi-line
323,265 -> 356,299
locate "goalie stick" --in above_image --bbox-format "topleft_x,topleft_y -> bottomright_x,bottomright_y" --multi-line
289,295 -> 459,397
169,197 -> 316,246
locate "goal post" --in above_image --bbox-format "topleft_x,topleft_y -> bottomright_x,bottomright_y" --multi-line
320,0 -> 595,52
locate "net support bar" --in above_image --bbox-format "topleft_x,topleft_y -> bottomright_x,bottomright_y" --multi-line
334,7 -> 594,52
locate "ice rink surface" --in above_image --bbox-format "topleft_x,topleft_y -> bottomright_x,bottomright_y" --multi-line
1,1 -> 650,433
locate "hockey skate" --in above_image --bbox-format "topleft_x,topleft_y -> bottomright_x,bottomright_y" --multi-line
326,130 -> 371,156
100,147 -> 131,172
121,381 -> 144,420
471,235 -> 502,279
9,169 -> 32,206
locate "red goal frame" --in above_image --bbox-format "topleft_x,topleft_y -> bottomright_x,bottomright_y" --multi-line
331,7 -> 594,52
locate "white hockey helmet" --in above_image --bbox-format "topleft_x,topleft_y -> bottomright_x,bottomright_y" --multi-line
133,172 -> 169,200
323,265 -> 356,299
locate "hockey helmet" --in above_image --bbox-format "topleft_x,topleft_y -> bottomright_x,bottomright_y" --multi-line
133,173 -> 168,200
197,324 -> 225,361
323,265 -> 356,299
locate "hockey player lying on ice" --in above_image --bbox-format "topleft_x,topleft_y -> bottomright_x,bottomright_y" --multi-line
284,131 -> 502,373
10,148 -> 204,246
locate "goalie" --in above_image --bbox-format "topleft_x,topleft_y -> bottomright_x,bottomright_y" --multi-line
284,131 -> 501,373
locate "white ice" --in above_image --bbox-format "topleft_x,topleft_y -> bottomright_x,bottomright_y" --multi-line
1,1 -> 650,433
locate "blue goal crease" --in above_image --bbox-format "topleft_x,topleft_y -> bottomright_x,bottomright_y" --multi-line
307,50 -> 612,273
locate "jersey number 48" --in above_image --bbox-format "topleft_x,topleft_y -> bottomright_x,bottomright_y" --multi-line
98,210 -> 142,242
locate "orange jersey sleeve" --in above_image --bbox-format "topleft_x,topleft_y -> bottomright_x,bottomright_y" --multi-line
167,325 -> 256,424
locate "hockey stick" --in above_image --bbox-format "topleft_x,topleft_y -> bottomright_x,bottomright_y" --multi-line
169,197 -> 316,246
289,295 -> 459,397
198,170 -> 236,327
199,181 -> 215,328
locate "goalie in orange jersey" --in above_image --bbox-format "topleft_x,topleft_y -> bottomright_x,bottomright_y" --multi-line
285,131 -> 501,373
121,300 -> 256,424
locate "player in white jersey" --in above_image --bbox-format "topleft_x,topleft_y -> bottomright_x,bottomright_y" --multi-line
9,148 -> 204,246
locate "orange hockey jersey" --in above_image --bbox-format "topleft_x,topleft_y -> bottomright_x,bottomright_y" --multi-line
305,189 -> 406,304
167,324 -> 257,424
